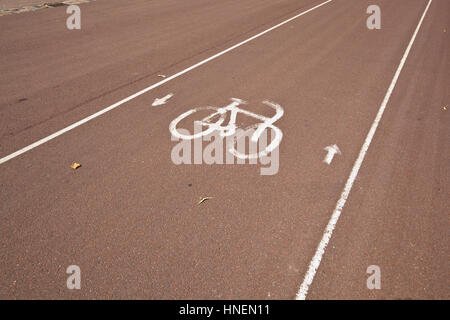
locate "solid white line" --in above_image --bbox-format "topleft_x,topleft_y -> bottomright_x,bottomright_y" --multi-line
0,0 -> 333,165
296,0 -> 433,300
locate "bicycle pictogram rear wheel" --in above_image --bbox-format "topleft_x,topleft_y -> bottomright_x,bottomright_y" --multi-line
169,106 -> 226,140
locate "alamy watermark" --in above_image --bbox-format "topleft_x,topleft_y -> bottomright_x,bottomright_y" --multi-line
66,5 -> 81,30
366,265 -> 381,290
66,265 -> 81,290
366,5 -> 381,30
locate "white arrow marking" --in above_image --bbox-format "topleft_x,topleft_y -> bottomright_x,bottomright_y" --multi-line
323,144 -> 341,165
152,93 -> 174,106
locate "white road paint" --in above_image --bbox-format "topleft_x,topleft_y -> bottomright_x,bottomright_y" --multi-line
169,98 -> 283,159
0,0 -> 332,166
296,0 -> 433,300
323,144 -> 341,165
152,93 -> 174,106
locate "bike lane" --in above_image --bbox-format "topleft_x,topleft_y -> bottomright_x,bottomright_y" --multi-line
0,0 -> 322,156
307,0 -> 449,300
0,0 -> 432,298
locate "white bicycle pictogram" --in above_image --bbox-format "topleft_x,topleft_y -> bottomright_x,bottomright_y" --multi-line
169,98 -> 284,159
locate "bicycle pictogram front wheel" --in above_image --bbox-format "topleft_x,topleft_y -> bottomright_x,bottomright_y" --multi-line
228,123 -> 283,160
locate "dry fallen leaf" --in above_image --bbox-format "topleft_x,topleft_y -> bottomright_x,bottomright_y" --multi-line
443,105 -> 447,110
198,197 -> 213,205
71,162 -> 81,170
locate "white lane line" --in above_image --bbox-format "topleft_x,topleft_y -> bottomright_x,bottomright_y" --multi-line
296,0 -> 433,300
0,0 -> 333,165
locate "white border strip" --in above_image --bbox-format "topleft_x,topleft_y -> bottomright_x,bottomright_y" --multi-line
0,0 -> 333,165
296,0 -> 433,300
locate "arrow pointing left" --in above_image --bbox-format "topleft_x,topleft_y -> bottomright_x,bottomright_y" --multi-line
152,93 -> 174,106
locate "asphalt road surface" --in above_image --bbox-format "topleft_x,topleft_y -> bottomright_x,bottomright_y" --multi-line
0,0 -> 448,299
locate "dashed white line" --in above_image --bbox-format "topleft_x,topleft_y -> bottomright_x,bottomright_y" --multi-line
296,0 -> 433,300
0,0 -> 333,165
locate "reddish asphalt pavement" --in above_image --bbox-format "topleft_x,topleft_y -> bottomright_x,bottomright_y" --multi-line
0,0 -> 448,299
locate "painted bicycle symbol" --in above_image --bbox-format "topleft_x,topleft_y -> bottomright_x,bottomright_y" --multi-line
169,98 -> 284,159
